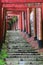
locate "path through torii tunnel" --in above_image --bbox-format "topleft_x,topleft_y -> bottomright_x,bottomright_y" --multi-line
0,0 -> 43,65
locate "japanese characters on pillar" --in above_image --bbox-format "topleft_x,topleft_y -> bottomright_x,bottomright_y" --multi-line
36,8 -> 43,48
27,8 -> 31,37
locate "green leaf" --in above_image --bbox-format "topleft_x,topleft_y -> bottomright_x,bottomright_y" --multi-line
0,59 -> 6,65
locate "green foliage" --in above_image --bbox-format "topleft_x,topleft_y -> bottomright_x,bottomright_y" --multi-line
0,43 -> 8,65
1,49 -> 8,59
9,16 -> 18,24
0,59 -> 6,65
8,16 -> 18,30
12,16 -> 18,23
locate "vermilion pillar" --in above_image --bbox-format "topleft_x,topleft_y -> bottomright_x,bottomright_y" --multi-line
0,3 -> 3,42
25,11 -> 28,33
20,12 -> 22,31
2,8 -> 4,40
18,15 -> 19,29
22,11 -> 25,32
42,3 -> 43,42
26,11 -> 28,33
33,8 -> 37,40
3,8 -> 7,42
27,8 -> 31,37
0,2 -> 4,51
36,8 -> 43,48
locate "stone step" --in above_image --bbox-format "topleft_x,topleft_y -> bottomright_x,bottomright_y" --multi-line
7,54 -> 41,59
8,48 -> 34,51
5,31 -> 43,65
6,58 -> 43,65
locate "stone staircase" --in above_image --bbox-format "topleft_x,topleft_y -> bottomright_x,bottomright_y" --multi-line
5,30 -> 43,65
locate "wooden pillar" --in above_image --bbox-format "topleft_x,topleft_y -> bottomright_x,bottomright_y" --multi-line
27,8 -> 31,37
0,3 -> 3,42
18,13 -> 22,31
36,8 -> 43,48
20,12 -> 22,31
25,11 -> 28,33
42,4 -> 43,42
22,11 -> 25,32
26,11 -> 28,33
3,8 -> 7,42
18,15 -> 20,30
2,8 -> 4,40
0,2 -> 4,51
33,8 -> 37,40
21,12 -> 22,31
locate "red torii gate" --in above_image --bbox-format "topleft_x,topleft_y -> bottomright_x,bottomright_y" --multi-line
1,0 -> 42,3
0,0 -> 43,50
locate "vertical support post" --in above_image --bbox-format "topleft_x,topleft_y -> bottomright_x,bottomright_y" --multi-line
0,3 -> 3,42
2,7 -> 4,41
0,2 -> 4,51
36,8 -> 43,48
25,11 -> 28,33
18,12 -> 22,31
42,4 -> 43,42
4,9 -> 7,42
19,13 -> 22,31
27,8 -> 31,37
22,11 -> 25,32
21,12 -> 22,31
33,8 -> 37,40
24,12 -> 26,32
18,15 -> 20,30
26,11 -> 28,34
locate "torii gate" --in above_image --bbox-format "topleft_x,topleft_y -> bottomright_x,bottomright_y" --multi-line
0,0 -> 43,50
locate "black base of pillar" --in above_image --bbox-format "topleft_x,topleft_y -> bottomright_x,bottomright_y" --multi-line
38,40 -> 43,48
34,36 -> 37,40
28,34 -> 31,37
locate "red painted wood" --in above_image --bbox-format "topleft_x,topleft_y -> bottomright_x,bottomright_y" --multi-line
0,2 -> 3,42
21,13 -> 22,31
36,8 -> 42,40
3,4 -> 26,8
18,13 -> 22,30
27,8 -> 30,35
2,0 -> 42,3
42,3 -> 43,40
25,11 -> 28,33
26,11 -> 28,33
42,3 -> 43,21
22,12 -> 25,31
5,7 -> 27,12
